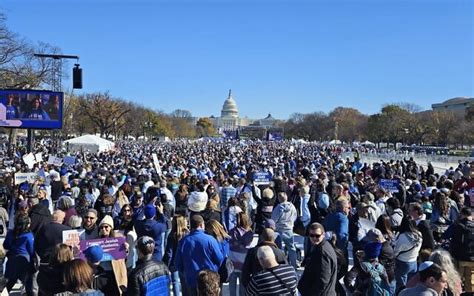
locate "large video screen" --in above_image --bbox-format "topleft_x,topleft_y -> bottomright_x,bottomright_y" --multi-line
238,126 -> 266,140
0,89 -> 63,129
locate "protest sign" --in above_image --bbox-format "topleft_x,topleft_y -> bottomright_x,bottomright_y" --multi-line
378,179 -> 400,193
152,153 -> 161,174
253,171 -> 272,185
63,156 -> 76,166
14,172 -> 38,185
22,153 -> 36,169
63,229 -> 85,258
47,155 -> 62,166
79,236 -> 127,261
35,153 -> 43,163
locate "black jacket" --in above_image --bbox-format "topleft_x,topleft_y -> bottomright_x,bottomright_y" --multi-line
417,220 -> 436,250
29,203 -> 51,236
37,263 -> 66,295
35,222 -> 71,263
126,255 -> 170,296
298,240 -> 338,296
450,218 -> 473,261
240,241 -> 287,288
50,180 -> 64,202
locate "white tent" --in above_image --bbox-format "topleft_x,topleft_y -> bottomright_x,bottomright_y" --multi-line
361,140 -> 376,147
64,135 -> 114,153
328,139 -> 342,145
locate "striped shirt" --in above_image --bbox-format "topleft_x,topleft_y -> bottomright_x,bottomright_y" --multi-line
246,264 -> 297,296
220,185 -> 237,210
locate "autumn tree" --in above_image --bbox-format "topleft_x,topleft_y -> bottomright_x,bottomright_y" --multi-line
196,117 -> 215,137
329,107 -> 368,142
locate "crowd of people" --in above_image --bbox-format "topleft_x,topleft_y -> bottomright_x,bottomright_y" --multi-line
0,140 -> 472,296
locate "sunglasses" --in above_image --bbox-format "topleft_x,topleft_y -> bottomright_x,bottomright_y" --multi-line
100,225 -> 111,229
84,216 -> 96,220
309,233 -> 323,238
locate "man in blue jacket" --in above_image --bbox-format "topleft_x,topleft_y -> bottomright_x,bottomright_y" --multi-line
323,199 -> 349,251
175,214 -> 224,296
134,204 -> 168,261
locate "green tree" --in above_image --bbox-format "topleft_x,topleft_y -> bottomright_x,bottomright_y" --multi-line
196,117 -> 215,137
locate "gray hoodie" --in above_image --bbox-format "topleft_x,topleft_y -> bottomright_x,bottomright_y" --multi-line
271,202 -> 297,232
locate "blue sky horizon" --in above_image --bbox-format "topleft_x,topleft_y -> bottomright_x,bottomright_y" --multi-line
1,0 -> 473,120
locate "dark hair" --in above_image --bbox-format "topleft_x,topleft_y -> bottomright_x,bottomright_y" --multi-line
434,192 -> 450,217
386,198 -> 400,209
190,214 -> 204,229
398,216 -> 419,235
409,202 -> 423,216
63,259 -> 94,293
136,236 -> 155,256
375,214 -> 394,240
13,214 -> 30,239
197,269 -> 220,296
460,207 -> 471,218
419,263 -> 445,282
308,222 -> 325,233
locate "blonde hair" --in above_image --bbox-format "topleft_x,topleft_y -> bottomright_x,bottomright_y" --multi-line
172,215 -> 189,242
429,250 -> 462,296
50,243 -> 73,265
205,219 -> 229,242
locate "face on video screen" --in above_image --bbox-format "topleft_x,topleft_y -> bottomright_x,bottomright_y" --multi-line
0,90 -> 63,129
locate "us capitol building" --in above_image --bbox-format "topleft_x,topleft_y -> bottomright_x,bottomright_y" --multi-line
208,89 -> 278,131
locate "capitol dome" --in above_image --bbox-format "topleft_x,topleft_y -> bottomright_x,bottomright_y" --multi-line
221,89 -> 239,118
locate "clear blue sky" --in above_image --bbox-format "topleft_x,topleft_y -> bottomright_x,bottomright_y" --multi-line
1,0 -> 473,119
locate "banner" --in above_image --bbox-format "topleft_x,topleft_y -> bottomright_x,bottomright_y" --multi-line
14,172 -> 38,185
253,171 -> 272,185
79,237 -> 127,261
378,179 -> 400,193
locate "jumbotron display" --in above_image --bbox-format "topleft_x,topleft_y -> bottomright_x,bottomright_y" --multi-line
0,89 -> 63,129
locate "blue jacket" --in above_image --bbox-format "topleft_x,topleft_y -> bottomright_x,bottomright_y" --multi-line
175,229 -> 224,288
3,230 -> 35,260
134,216 -> 168,261
323,211 -> 349,250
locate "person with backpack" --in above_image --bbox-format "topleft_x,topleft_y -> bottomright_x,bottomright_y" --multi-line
352,241 -> 391,296
449,207 -> 474,293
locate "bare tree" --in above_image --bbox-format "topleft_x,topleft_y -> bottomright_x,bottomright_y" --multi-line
77,92 -> 131,137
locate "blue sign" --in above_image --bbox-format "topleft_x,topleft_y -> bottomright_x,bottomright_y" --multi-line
379,179 -> 400,193
63,156 -> 76,166
253,171 -> 272,185
0,89 -> 63,129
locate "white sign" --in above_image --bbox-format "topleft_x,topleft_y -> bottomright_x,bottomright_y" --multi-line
48,155 -> 63,166
14,172 -> 38,185
35,153 -> 43,163
152,153 -> 161,174
22,153 -> 36,169
62,229 -> 85,258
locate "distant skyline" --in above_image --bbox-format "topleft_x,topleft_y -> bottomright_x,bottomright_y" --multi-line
1,0 -> 472,119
